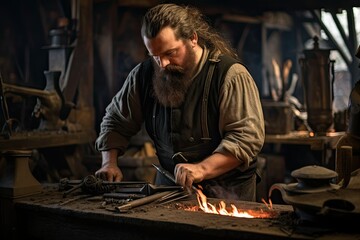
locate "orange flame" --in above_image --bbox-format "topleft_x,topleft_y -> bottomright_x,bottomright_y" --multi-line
184,189 -> 275,219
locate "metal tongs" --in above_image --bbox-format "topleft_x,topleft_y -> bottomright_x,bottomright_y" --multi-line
151,163 -> 198,204
152,163 -> 199,192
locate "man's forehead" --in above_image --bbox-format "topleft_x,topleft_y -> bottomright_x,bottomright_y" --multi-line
144,27 -> 183,55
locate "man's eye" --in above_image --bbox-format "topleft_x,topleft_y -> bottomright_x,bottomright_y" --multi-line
167,50 -> 176,57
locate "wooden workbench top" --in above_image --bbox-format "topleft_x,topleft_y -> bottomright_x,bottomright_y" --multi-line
11,185 -> 360,240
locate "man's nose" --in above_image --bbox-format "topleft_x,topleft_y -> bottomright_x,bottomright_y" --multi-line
159,57 -> 170,68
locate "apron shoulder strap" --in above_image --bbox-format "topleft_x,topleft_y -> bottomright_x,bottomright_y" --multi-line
201,51 -> 221,140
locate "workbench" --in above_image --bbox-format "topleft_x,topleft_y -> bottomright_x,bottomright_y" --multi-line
0,129 -> 96,196
0,130 -> 95,150
264,131 -> 344,166
265,131 -> 344,151
8,185 -> 360,240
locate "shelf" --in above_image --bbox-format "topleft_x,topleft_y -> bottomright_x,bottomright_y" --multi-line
0,130 -> 96,150
265,131 -> 345,150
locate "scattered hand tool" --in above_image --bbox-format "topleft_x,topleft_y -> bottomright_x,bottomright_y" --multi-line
60,175 -> 148,197
115,191 -> 173,213
155,191 -> 192,205
102,193 -> 142,207
115,183 -> 183,196
59,194 -> 92,206
103,192 -> 146,200
155,190 -> 183,202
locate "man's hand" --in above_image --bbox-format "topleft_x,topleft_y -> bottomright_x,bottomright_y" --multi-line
174,163 -> 204,190
95,163 -> 123,182
95,149 -> 123,182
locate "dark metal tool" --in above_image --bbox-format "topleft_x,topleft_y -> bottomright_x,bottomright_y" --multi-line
59,194 -> 92,206
152,164 -> 176,183
103,192 -> 147,200
156,190 -> 183,202
60,177 -> 147,191
115,184 -> 182,196
60,175 -> 148,197
155,190 -> 192,205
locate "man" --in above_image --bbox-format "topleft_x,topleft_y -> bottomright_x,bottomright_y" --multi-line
95,3 -> 264,201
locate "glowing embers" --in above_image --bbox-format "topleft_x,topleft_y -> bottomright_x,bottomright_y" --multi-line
182,189 -> 277,219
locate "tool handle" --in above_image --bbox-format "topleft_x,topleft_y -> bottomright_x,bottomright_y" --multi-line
115,191 -> 172,212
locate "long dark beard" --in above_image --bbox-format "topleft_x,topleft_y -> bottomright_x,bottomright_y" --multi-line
152,44 -> 196,108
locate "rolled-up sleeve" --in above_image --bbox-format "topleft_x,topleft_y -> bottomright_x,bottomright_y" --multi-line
214,63 -> 265,170
95,64 -> 144,154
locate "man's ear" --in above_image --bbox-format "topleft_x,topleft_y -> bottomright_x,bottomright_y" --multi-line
190,32 -> 198,46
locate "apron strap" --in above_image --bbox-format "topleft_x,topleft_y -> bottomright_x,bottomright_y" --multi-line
201,51 -> 221,141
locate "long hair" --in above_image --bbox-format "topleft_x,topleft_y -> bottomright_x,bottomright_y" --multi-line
141,3 -> 238,59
